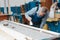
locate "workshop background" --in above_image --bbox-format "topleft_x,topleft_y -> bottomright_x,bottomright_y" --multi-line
0,0 -> 60,29
0,0 -> 60,40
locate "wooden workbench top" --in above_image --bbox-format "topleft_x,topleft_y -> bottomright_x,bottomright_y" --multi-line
47,18 -> 60,22
0,14 -> 9,21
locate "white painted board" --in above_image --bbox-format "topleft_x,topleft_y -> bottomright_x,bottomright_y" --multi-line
0,24 -> 32,40
0,30 -> 15,40
0,20 -> 60,40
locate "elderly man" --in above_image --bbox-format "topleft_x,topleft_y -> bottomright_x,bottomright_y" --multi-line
25,6 -> 49,28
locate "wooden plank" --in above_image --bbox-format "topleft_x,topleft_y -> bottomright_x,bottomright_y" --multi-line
41,0 -> 52,10
0,30 -> 15,40
0,20 -> 60,40
0,15 -> 8,21
0,24 -> 32,40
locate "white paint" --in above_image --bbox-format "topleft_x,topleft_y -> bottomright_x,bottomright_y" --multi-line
0,20 -> 60,40
0,0 -> 33,7
0,30 -> 15,40
0,24 -> 32,40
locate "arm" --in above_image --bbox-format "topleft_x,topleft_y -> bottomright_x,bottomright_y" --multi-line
51,2 -> 57,9
25,7 -> 37,21
40,12 -> 49,28
49,2 -> 58,18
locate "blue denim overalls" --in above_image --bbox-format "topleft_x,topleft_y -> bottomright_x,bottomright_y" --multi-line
29,13 -> 45,28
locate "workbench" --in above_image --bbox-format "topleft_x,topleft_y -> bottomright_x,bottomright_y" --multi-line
43,18 -> 60,34
47,18 -> 59,22
43,11 -> 60,33
0,14 -> 9,21
0,14 -> 22,23
0,20 -> 60,40
0,30 -> 15,40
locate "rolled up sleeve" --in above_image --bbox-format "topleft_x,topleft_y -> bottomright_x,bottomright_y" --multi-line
25,7 -> 37,19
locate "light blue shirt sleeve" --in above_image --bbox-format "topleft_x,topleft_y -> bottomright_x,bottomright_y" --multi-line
25,7 -> 37,19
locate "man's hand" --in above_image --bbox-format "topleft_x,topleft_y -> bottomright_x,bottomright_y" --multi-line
30,21 -> 33,25
27,17 -> 33,25
27,17 -> 32,22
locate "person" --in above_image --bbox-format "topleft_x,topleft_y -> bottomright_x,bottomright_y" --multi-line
49,2 -> 58,18
25,4 -> 49,28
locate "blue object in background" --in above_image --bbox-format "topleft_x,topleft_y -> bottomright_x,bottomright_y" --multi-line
18,15 -> 22,23
24,3 -> 30,12
47,22 -> 58,32
57,0 -> 60,3
57,3 -> 60,9
25,1 -> 36,12
57,20 -> 60,33
52,0 -> 57,3
11,7 -> 21,15
0,7 -> 4,13
46,21 -> 60,33
0,1 -> 38,14
29,1 -> 36,10
0,1 -> 39,23
11,7 -> 16,13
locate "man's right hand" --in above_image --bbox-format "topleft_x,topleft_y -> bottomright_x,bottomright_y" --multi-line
27,17 -> 33,25
27,17 -> 32,22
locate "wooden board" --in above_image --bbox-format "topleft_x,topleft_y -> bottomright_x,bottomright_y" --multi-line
0,30 -> 15,40
0,20 -> 60,40
55,13 -> 60,18
0,24 -> 32,40
47,18 -> 59,22
41,0 -> 52,10
0,14 -> 8,21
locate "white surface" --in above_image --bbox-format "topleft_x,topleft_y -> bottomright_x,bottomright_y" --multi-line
0,30 -> 15,40
0,0 -> 33,7
49,8 -> 55,18
0,24 -> 32,40
0,20 -> 60,40
58,9 -> 60,12
30,21 -> 33,25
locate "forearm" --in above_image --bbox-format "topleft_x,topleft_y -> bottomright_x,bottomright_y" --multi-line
25,7 -> 37,21
25,13 -> 31,21
40,13 -> 49,28
26,17 -> 32,22
40,19 -> 47,28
